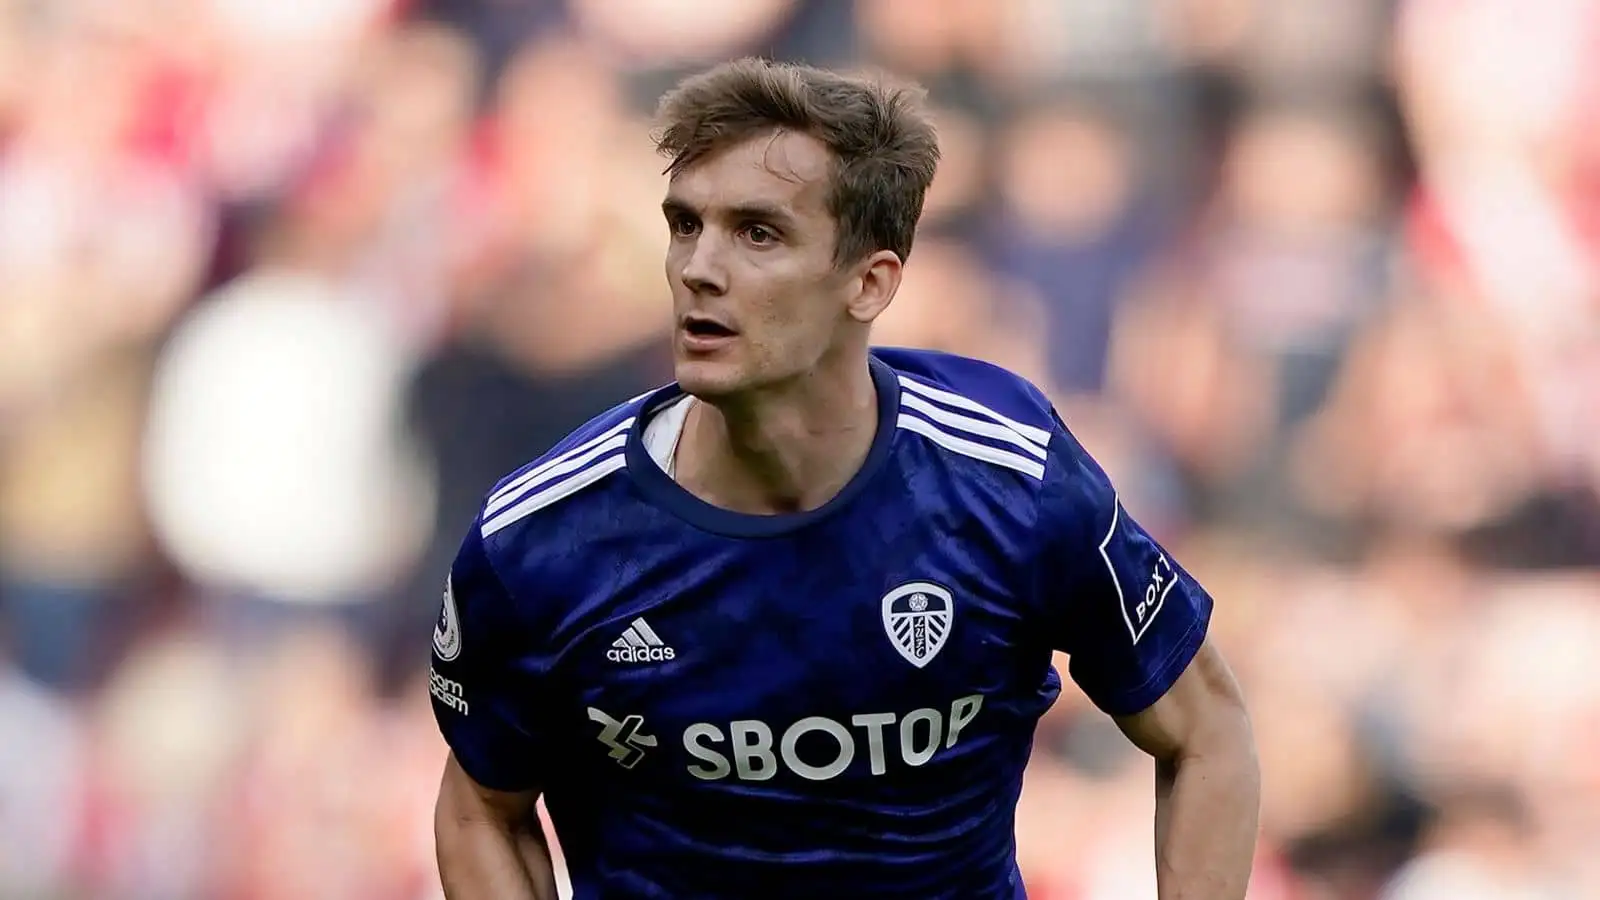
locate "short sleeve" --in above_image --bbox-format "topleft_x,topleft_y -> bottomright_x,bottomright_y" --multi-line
1032,418 -> 1212,717
429,516 -> 549,792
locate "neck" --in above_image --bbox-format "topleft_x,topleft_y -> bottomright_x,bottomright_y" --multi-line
680,355 -> 879,515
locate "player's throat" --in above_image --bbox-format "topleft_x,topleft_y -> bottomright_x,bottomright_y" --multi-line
644,387 -> 880,515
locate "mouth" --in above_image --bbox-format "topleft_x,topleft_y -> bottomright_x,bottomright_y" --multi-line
679,315 -> 739,353
681,315 -> 738,339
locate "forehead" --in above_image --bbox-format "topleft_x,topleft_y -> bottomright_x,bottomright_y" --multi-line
667,130 -> 834,216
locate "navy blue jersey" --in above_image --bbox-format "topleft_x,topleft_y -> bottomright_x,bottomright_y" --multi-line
429,347 -> 1212,899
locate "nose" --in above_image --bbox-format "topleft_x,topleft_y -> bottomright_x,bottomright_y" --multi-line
679,231 -> 727,296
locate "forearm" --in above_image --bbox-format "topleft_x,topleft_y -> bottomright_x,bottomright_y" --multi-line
1153,724 -> 1260,900
436,803 -> 560,900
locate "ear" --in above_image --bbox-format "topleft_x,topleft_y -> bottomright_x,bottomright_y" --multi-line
845,249 -> 903,325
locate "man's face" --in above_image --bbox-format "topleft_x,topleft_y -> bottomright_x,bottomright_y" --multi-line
662,130 -> 856,399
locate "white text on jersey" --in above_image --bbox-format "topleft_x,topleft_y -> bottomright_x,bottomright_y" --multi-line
430,667 -> 469,716
683,694 -> 984,782
608,617 -> 677,663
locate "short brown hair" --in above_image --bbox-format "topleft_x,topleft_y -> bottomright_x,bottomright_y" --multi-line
653,58 -> 940,266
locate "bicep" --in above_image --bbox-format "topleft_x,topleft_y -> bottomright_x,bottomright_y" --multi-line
1112,637 -> 1249,761
437,751 -> 541,829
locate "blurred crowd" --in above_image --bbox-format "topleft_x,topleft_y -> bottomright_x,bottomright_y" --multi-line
0,0 -> 1597,897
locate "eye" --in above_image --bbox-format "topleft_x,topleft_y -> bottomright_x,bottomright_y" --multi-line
669,215 -> 700,238
743,224 -> 776,245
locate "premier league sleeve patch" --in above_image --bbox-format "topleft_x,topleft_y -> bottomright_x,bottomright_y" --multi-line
434,575 -> 463,661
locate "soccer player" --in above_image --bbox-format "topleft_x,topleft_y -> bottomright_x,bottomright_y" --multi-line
430,58 -> 1259,899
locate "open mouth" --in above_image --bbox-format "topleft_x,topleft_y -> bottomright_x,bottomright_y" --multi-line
683,316 -> 737,339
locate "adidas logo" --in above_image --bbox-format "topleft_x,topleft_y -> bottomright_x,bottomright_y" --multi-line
607,617 -> 676,663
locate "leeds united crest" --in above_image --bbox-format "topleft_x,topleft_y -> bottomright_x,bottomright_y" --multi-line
881,582 -> 954,668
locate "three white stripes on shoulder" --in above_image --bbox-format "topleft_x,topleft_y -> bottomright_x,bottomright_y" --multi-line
481,375 -> 1050,538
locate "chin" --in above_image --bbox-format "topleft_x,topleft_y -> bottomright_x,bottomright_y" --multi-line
672,357 -> 751,400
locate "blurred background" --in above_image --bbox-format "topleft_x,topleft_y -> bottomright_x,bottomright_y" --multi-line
0,0 -> 1598,897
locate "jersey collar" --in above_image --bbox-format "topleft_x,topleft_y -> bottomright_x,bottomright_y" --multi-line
624,354 -> 902,538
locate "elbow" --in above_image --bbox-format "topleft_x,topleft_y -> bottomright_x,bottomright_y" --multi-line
435,754 -> 543,840
434,781 -> 480,855
435,765 -> 477,834
1156,710 -> 1258,812
435,756 -> 515,843
1196,669 -> 1254,750
1218,707 -> 1259,787
1174,692 -> 1259,789
1182,642 -> 1257,769
1212,680 -> 1254,747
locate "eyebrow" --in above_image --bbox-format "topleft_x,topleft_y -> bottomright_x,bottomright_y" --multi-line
661,197 -> 798,231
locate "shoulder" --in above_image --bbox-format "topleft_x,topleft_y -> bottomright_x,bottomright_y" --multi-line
875,346 -> 1113,528
875,346 -> 1060,482
476,386 -> 661,543
875,346 -> 1056,431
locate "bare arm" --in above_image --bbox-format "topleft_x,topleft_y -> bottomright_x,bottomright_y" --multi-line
1114,638 -> 1259,900
435,753 -> 560,900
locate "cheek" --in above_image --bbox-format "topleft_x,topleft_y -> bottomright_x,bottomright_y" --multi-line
730,258 -> 838,365
750,288 -> 833,359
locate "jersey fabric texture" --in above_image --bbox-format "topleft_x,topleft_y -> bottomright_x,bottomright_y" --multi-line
429,347 -> 1213,899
